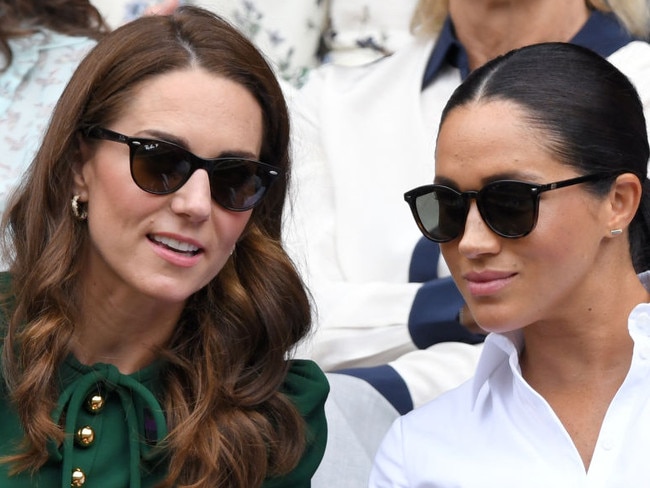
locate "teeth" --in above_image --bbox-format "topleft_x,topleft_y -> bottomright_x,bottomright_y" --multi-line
152,235 -> 199,253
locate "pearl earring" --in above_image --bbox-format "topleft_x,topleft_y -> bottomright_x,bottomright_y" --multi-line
71,195 -> 88,221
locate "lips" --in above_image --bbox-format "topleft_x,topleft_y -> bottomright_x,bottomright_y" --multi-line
148,234 -> 201,256
463,270 -> 517,297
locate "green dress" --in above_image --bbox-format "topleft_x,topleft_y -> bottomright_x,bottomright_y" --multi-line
0,275 -> 329,487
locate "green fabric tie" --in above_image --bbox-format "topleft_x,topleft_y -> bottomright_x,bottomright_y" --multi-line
49,363 -> 168,488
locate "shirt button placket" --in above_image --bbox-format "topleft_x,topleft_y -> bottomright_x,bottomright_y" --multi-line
69,390 -> 105,486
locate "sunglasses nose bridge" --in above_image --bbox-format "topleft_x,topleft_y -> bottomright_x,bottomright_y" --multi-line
173,150 -> 207,191
470,189 -> 491,224
462,190 -> 498,238
462,190 -> 479,220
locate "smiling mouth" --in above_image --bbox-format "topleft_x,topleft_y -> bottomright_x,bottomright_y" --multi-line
148,235 -> 202,256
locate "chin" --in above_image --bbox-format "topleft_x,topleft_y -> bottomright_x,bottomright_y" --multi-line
472,309 -> 521,335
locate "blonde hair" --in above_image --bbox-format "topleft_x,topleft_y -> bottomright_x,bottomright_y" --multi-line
410,0 -> 448,37
590,0 -> 650,38
410,0 -> 650,39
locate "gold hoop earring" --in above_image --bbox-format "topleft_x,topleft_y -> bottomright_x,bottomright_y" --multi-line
71,195 -> 88,221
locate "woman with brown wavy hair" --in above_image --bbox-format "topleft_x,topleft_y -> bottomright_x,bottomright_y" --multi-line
0,5 -> 328,487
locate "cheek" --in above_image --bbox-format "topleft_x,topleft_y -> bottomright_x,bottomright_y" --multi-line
516,211 -> 602,292
88,179 -> 153,227
534,196 -> 603,260
440,242 -> 463,280
83,152 -> 136,203
213,209 -> 252,248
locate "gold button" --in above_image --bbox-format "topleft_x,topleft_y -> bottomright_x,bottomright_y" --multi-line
75,426 -> 95,447
71,467 -> 86,486
86,394 -> 105,413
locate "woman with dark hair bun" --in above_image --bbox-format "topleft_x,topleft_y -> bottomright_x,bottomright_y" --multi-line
372,42 -> 650,486
0,6 -> 328,487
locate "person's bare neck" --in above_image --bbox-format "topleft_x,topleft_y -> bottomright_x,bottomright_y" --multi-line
70,278 -> 183,375
449,0 -> 591,70
519,266 -> 649,388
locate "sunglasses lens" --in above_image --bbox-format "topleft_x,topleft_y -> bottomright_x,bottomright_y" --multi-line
209,159 -> 271,211
480,182 -> 537,237
131,142 -> 191,194
414,187 -> 467,242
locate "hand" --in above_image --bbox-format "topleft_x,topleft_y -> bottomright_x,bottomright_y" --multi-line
145,0 -> 181,16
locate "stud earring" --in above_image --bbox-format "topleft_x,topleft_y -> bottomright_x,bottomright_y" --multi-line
610,228 -> 623,236
71,195 -> 88,221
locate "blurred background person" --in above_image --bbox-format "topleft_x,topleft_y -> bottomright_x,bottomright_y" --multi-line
91,0 -> 419,86
0,0 -> 108,215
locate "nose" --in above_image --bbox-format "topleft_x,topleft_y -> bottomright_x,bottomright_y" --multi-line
457,201 -> 500,258
170,169 -> 212,222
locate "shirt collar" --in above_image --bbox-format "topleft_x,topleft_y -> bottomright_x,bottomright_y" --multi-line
422,10 -> 638,90
421,17 -> 468,89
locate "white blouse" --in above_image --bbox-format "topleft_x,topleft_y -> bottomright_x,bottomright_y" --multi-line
370,273 -> 650,487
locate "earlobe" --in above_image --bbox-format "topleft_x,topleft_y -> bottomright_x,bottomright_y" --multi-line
606,173 -> 642,236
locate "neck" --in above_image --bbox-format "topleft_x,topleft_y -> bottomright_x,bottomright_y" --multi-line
71,278 -> 183,375
449,0 -> 591,70
520,270 -> 648,389
517,270 -> 647,471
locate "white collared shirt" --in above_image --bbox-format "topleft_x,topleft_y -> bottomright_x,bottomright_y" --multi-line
369,272 -> 650,487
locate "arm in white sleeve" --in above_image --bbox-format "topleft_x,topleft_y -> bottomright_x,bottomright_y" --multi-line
283,68 -> 422,370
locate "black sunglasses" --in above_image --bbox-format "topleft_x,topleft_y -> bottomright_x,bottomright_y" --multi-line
86,127 -> 281,211
404,172 -> 621,243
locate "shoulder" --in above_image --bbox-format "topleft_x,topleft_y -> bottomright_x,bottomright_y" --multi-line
3,29 -> 96,101
8,28 -> 96,57
608,39 -> 650,59
0,272 -> 12,325
387,378 -> 488,455
0,273 -> 10,386
36,28 -> 97,50
371,381 -> 476,483
402,379 -> 476,432
262,360 -> 328,488
0,272 -> 11,291
371,382 -> 474,478
607,41 -> 650,91
281,359 -> 329,414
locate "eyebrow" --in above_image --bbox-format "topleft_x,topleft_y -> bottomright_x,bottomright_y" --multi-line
137,129 -> 260,160
434,170 -> 545,188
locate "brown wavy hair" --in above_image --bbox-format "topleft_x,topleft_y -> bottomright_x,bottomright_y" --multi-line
0,0 -> 108,70
0,6 -> 312,487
